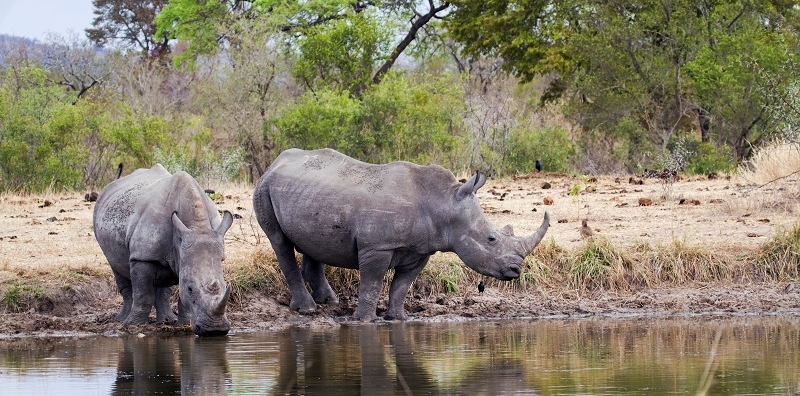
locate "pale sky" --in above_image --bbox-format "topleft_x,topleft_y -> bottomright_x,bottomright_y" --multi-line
0,0 -> 95,41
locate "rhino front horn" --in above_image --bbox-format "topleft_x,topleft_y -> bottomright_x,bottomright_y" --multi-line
521,212 -> 550,255
213,284 -> 231,316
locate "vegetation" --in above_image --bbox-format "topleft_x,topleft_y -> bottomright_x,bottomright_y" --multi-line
2,1 -> 799,191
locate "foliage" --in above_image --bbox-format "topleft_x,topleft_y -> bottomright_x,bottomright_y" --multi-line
294,12 -> 388,94
505,126 -> 576,174
447,0 -> 800,166
270,73 -> 467,169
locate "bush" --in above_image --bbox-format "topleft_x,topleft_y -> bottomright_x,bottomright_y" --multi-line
506,125 -> 576,174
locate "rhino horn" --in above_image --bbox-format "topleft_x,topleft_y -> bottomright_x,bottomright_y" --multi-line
456,171 -> 487,201
520,212 -> 550,256
216,210 -> 234,236
212,284 -> 231,316
172,212 -> 190,234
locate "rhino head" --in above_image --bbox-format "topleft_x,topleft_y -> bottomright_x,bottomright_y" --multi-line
448,172 -> 550,281
172,211 -> 234,336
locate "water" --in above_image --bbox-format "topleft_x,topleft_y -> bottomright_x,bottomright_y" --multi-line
1,316 -> 799,395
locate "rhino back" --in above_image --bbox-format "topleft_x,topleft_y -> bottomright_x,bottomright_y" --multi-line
257,149 -> 458,266
94,165 -> 220,272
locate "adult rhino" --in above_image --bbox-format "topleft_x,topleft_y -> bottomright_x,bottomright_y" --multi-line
94,164 -> 234,336
253,148 -> 550,321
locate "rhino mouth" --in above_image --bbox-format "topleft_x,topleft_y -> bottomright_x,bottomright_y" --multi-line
192,315 -> 231,336
476,255 -> 523,281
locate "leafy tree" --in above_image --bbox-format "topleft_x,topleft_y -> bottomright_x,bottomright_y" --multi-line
447,0 -> 800,166
86,0 -> 171,59
154,0 -> 450,93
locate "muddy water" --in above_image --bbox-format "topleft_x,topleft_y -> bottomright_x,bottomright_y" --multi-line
1,316 -> 799,395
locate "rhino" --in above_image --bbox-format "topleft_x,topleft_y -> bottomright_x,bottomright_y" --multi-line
253,148 -> 550,321
93,164 -> 234,336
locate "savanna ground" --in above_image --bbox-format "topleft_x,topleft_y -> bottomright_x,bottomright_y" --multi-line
2,145 -> 800,337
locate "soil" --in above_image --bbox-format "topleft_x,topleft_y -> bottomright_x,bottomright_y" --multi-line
1,171 -> 800,338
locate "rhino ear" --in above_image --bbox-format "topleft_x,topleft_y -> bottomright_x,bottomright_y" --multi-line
172,212 -> 190,235
216,210 -> 234,236
456,171 -> 487,201
501,224 -> 515,236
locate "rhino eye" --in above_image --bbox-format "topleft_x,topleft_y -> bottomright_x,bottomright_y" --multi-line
187,286 -> 194,295
488,235 -> 498,245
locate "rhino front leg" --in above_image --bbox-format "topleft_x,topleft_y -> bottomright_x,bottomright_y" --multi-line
154,287 -> 177,324
112,270 -> 133,322
302,256 -> 339,305
354,251 -> 392,321
385,256 -> 430,321
274,244 -> 317,314
125,260 -> 158,325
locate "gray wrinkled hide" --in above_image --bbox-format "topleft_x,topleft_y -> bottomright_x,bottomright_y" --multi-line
253,148 -> 550,321
93,164 -> 233,336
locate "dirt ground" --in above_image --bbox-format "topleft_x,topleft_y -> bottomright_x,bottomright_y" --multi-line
1,171 -> 800,337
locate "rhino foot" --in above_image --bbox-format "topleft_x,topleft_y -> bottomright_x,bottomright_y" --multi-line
383,311 -> 408,321
312,292 -> 339,305
289,297 -> 317,315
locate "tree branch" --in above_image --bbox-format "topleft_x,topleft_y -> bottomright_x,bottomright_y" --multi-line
372,2 -> 450,85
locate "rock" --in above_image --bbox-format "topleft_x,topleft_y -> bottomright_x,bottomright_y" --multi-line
638,197 -> 653,206
541,182 -> 552,189
543,196 -> 554,205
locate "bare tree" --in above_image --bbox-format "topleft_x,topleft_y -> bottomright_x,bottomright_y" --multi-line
86,0 -> 170,59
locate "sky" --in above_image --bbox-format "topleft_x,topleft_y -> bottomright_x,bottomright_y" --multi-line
0,0 -> 95,41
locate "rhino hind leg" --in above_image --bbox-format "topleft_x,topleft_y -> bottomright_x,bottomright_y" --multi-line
301,256 -> 339,305
385,256 -> 430,321
112,270 -> 133,322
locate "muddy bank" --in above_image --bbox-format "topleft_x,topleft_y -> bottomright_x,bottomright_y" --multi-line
2,278 -> 799,338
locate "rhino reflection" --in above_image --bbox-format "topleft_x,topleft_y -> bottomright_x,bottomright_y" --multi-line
112,336 -> 229,395
271,323 -> 482,395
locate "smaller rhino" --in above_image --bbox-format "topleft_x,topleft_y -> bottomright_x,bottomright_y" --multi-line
93,164 -> 233,336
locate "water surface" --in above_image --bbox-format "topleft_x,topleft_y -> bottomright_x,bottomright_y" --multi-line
1,316 -> 799,395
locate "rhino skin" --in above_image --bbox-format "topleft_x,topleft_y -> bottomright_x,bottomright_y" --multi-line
93,164 -> 234,336
253,148 -> 550,321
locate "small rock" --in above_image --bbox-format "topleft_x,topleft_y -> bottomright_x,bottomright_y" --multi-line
638,197 -> 653,206
557,219 -> 568,224
46,216 -> 58,222
541,182 -> 552,189
543,196 -> 554,205
39,200 -> 53,208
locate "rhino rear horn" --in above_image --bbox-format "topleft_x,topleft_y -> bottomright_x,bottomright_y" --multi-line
456,171 -> 487,201
172,212 -> 190,234
216,211 -> 234,236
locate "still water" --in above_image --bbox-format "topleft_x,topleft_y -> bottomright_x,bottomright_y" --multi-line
1,316 -> 799,395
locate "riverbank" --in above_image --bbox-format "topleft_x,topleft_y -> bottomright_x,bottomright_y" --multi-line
2,169 -> 800,337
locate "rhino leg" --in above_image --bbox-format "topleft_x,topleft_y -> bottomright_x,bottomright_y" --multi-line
354,251 -> 392,321
154,287 -> 177,324
274,244 -> 317,314
112,270 -> 133,322
125,260 -> 160,325
385,256 -> 430,321
302,256 -> 339,305
177,296 -> 190,325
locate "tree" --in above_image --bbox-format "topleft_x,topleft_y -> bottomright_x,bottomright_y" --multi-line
154,0 -> 450,94
446,0 -> 800,166
86,0 -> 171,59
